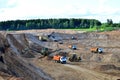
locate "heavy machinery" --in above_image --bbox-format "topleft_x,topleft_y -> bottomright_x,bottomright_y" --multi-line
39,35 -> 49,41
41,47 -> 50,56
68,45 -> 77,50
53,54 -> 67,64
58,40 -> 63,44
60,56 -> 67,64
71,36 -> 77,40
90,47 -> 103,53
69,53 -> 81,62
53,54 -> 61,63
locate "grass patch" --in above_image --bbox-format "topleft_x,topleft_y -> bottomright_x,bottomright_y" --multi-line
61,27 -> 98,32
61,26 -> 119,32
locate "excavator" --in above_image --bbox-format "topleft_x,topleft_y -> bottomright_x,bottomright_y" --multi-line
69,53 -> 81,62
39,35 -> 49,41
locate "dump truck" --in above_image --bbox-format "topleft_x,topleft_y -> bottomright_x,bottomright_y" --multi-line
69,53 -> 81,62
71,36 -> 77,40
53,54 -> 67,64
60,56 -> 67,64
53,55 -> 61,63
68,45 -> 77,50
90,47 -> 103,53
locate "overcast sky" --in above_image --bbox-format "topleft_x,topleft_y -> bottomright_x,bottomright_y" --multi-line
0,0 -> 120,23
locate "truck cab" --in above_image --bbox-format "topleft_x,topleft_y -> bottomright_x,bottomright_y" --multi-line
60,56 -> 67,64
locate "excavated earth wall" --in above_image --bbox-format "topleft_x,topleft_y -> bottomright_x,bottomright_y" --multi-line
0,33 -> 53,80
0,30 -> 120,79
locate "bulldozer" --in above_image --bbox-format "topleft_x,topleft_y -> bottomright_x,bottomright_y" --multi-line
90,47 -> 103,53
69,53 -> 81,62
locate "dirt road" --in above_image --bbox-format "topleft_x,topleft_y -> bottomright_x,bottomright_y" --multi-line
0,77 -> 4,80
64,64 -> 120,80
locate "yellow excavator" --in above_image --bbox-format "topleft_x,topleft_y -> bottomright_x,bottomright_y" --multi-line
69,53 -> 81,62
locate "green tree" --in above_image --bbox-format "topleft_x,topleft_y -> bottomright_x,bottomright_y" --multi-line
69,19 -> 74,28
107,19 -> 113,25
26,22 -> 31,29
63,21 -> 69,28
0,18 -> 102,30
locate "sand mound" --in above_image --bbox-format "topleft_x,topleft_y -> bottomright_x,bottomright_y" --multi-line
93,64 -> 120,71
90,54 -> 102,62
103,54 -> 120,62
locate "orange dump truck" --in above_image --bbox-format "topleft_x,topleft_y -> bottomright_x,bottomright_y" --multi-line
68,45 -> 72,49
90,47 -> 98,53
53,55 -> 67,64
53,55 -> 61,63
68,45 -> 77,50
90,47 -> 103,53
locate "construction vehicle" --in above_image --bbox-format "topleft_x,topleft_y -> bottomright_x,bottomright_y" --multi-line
58,40 -> 63,44
52,38 -> 58,42
53,54 -> 67,64
71,36 -> 77,40
68,45 -> 77,50
90,47 -> 103,53
60,56 -> 67,64
69,53 -> 81,62
39,35 -> 49,41
53,54 -> 61,63
50,36 -> 59,42
41,48 -> 50,56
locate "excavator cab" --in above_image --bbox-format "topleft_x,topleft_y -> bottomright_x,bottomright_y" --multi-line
41,48 -> 49,56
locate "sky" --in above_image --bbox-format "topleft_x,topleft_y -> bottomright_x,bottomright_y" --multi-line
0,0 -> 120,23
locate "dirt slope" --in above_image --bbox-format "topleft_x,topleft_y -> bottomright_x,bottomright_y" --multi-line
0,33 -> 53,80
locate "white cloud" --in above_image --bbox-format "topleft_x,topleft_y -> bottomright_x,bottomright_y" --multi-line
7,0 -> 17,7
0,0 -> 120,23
98,0 -> 108,4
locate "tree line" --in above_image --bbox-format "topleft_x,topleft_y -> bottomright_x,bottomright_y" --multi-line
0,18 -> 102,30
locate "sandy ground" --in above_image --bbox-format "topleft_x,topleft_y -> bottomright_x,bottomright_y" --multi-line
0,29 -> 120,80
33,59 -> 120,80
64,64 -> 120,80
